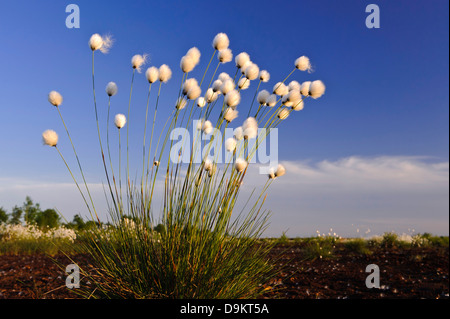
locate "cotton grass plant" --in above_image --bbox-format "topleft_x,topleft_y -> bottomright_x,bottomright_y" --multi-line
42,32 -> 326,299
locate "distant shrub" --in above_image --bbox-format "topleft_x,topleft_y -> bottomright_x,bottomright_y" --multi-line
344,238 -> 372,255
381,232 -> 399,248
302,237 -> 335,260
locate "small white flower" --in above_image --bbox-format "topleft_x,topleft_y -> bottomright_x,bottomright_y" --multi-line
223,107 -> 239,123
235,158 -> 248,173
202,120 -> 213,134
183,78 -> 199,95
309,80 -> 326,99
257,90 -> 270,105
259,70 -> 270,82
273,82 -> 289,96
300,81 -> 311,96
234,126 -> 244,140
275,164 -> 286,177
244,63 -> 259,80
186,47 -> 201,65
197,97 -> 206,108
205,88 -> 219,103
235,52 -> 250,69
221,79 -> 235,95
105,82 -> 118,96
218,48 -> 233,63
295,56 -> 312,72
131,54 -> 148,72
292,99 -> 304,111
212,79 -> 223,92
145,66 -> 159,83
48,91 -> 63,106
288,81 -> 301,92
224,89 -> 241,108
196,119 -> 204,130
243,117 -> 258,139
180,55 -> 196,73
287,90 -> 301,104
175,97 -> 188,109
277,108 -> 290,120
114,114 -> 126,129
204,158 -> 214,171
266,94 -> 278,107
42,130 -> 58,147
159,64 -> 172,83
238,78 -> 250,90
225,137 -> 237,152
186,86 -> 201,100
212,32 -> 230,50
89,33 -> 113,53
218,72 -> 231,82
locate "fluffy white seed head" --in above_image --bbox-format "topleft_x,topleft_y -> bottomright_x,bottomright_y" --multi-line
257,90 -> 270,105
243,117 -> 258,139
145,67 -> 159,83
287,90 -> 301,103
281,94 -> 293,107
234,126 -> 244,140
235,52 -> 250,69
235,158 -> 248,173
218,72 -> 231,82
224,89 -> 241,108
273,82 -> 289,96
89,34 -> 113,53
221,79 -> 235,95
223,107 -> 239,123
175,97 -> 188,109
275,164 -> 286,177
186,47 -> 201,64
300,81 -> 311,96
186,86 -> 201,100
204,158 -> 214,171
197,97 -> 206,108
131,54 -> 148,72
205,88 -> 219,103
309,80 -> 326,99
266,94 -> 277,107
196,119 -> 204,131
212,79 -> 223,92
288,81 -> 301,92
244,63 -> 259,80
218,48 -> 233,63
238,78 -> 250,90
202,120 -> 213,134
240,60 -> 252,74
259,70 -> 270,82
105,82 -> 118,96
277,108 -> 290,120
114,114 -> 126,129
295,56 -> 312,72
225,137 -> 237,152
292,99 -> 304,111
180,55 -> 196,73
48,91 -> 63,106
212,33 -> 229,50
42,130 -> 58,147
183,78 -> 199,95
159,64 -> 172,82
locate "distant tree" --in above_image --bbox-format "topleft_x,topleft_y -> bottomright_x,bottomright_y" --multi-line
10,205 -> 23,225
35,209 -> 60,228
0,207 -> 8,224
22,196 -> 41,225
154,223 -> 166,235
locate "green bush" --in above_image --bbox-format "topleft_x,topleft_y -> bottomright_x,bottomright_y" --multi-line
344,238 -> 372,255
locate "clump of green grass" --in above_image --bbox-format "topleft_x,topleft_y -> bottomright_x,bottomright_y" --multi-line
381,232 -> 399,249
344,238 -> 372,255
301,236 -> 336,261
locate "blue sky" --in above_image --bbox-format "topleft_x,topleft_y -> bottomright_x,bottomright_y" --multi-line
0,0 -> 448,237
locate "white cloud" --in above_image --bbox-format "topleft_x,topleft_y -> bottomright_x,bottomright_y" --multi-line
0,156 -> 448,237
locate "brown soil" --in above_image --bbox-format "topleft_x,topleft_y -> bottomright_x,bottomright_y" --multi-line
0,244 -> 448,299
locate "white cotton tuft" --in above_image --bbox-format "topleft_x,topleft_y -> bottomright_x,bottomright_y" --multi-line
257,90 -> 270,105
281,94 -> 293,107
243,117 -> 258,139
218,72 -> 231,82
204,158 -> 214,172
225,138 -> 237,152
186,86 -> 201,100
295,56 -> 312,72
114,114 -> 126,129
309,80 -> 326,99
234,126 -> 244,140
212,79 -> 223,92
235,158 -> 248,173
224,89 -> 241,108
89,34 -> 113,53
223,107 -> 239,123
205,88 -> 219,103
275,164 -> 286,177
221,79 -> 235,95
176,97 -> 188,110
105,82 -> 118,96
202,120 -> 213,135
197,97 -> 206,108
48,91 -> 63,106
288,81 -> 301,92
266,94 -> 277,107
277,108 -> 290,120
287,90 -> 301,103
259,70 -> 270,82
292,99 -> 304,111
235,52 -> 250,69
218,48 -> 233,63
145,67 -> 159,83
132,54 -> 148,72
300,81 -> 311,96
180,55 -> 196,73
186,47 -> 201,64
159,64 -> 172,82
244,63 -> 259,80
196,119 -> 204,131
42,129 -> 58,147
238,78 -> 250,90
213,33 -> 230,50
183,78 -> 199,95
273,82 -> 289,96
